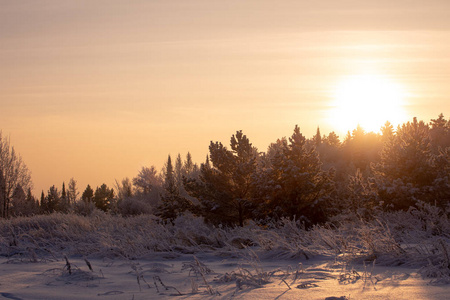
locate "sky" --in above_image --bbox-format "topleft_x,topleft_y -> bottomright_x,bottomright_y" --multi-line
1,0 -> 450,195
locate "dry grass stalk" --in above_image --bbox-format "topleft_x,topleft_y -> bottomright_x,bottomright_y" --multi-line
152,275 -> 182,295
64,255 -> 71,275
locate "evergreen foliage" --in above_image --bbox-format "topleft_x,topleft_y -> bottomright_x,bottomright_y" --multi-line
59,182 -> 70,212
373,117 -> 441,209
81,185 -> 94,203
42,185 -> 60,213
159,155 -> 192,221
255,125 -> 335,225
93,184 -> 114,211
185,131 -> 258,226
11,185 -> 39,216
429,113 -> 450,152
1,114 -> 448,224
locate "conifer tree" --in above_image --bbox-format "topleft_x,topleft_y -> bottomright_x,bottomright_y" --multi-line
380,121 -> 394,142
61,182 -> 66,200
174,153 -> 184,190
184,152 -> 196,177
318,131 -> 342,169
323,131 -> 340,147
40,191 -> 45,213
27,188 -> 38,214
344,169 -> 377,217
261,125 -> 334,224
159,155 -> 191,220
59,182 -> 69,212
164,155 -> 177,195
373,117 -> 442,209
45,185 -> 60,213
313,126 -> 322,147
429,113 -> 450,152
94,184 -> 114,211
10,185 -> 26,217
341,125 -> 382,174
81,185 -> 94,203
185,131 -> 258,226
11,185 -> 38,217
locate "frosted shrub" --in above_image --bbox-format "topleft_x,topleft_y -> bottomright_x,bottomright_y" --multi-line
0,213 -> 99,258
0,208 -> 448,286
172,213 -> 220,249
73,200 -> 96,216
354,219 -> 405,261
115,197 -> 154,216
409,201 -> 450,236
261,217 -> 314,259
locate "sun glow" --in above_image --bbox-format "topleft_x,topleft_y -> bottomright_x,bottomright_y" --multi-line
329,74 -> 408,133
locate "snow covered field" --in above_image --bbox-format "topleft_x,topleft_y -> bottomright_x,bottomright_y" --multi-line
0,211 -> 449,299
0,254 -> 448,300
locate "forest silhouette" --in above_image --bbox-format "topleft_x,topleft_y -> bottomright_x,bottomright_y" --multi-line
0,114 -> 449,227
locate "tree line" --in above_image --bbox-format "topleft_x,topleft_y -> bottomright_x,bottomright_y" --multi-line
0,114 -> 449,226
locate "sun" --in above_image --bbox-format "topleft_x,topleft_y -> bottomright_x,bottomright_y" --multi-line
328,74 -> 408,133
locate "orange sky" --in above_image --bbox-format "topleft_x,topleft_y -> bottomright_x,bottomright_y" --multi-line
1,0 -> 450,195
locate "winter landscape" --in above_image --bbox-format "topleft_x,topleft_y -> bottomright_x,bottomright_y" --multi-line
1,1 -> 450,299
1,114 -> 449,299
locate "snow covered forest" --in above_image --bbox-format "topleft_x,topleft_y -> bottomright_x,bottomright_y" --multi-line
0,115 -> 449,297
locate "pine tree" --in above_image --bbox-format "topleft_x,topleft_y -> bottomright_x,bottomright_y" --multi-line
10,185 -> 26,217
313,126 -> 322,147
81,185 -> 94,203
40,191 -> 46,213
61,182 -> 66,200
429,113 -> 450,152
262,125 -> 334,224
164,155 -> 177,195
45,186 -> 60,213
184,152 -> 197,177
373,117 -> 439,209
11,185 -> 37,217
59,182 -> 69,212
159,155 -> 191,220
94,184 -> 114,211
380,121 -> 394,142
344,169 -> 377,217
174,153 -> 184,191
26,188 -> 38,215
323,131 -> 340,147
185,131 -> 258,226
341,125 -> 382,174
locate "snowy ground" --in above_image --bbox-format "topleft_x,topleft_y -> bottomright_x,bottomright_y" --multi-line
1,212 -> 449,299
1,253 -> 448,300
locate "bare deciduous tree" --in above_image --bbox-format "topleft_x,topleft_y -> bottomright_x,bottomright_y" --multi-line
0,131 -> 32,218
67,178 -> 79,206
